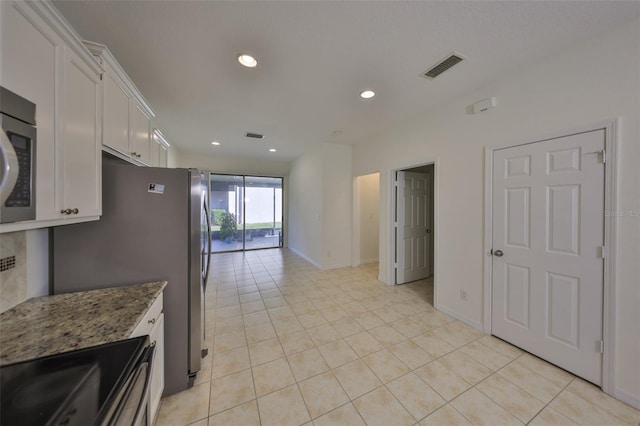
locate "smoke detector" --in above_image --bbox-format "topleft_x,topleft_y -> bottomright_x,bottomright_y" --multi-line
421,52 -> 465,80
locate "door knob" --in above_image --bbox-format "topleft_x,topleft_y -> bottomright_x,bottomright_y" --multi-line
493,249 -> 504,257
60,208 -> 72,215
426,229 -> 431,234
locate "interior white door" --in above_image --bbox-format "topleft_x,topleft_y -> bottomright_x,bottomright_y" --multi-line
396,171 -> 431,284
491,129 -> 605,385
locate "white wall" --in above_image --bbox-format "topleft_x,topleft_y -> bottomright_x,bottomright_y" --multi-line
176,149 -> 290,177
288,143 -> 352,269
357,173 -> 380,264
352,19 -> 640,405
288,148 -> 324,266
322,143 -> 352,269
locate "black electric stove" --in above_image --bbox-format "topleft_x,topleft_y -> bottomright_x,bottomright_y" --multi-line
0,336 -> 149,426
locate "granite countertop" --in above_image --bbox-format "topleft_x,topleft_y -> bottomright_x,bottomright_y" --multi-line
0,281 -> 166,366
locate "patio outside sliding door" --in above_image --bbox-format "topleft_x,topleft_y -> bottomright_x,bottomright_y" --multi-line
244,176 -> 283,250
209,173 -> 283,253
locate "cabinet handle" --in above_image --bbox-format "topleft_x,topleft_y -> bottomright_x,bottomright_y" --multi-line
131,152 -> 138,157
60,208 -> 80,215
148,318 -> 156,325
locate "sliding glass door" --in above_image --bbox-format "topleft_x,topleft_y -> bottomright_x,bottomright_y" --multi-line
210,174 -> 283,253
245,176 -> 283,250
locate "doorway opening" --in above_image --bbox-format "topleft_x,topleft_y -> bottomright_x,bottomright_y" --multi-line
391,163 -> 435,304
354,172 -> 381,279
210,174 -> 284,253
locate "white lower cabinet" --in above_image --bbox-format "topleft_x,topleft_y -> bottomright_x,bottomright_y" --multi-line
149,313 -> 164,423
130,294 -> 165,424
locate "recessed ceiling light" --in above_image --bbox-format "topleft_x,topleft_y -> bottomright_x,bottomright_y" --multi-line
237,54 -> 257,68
269,148 -> 277,152
211,141 -> 220,146
360,90 -> 375,99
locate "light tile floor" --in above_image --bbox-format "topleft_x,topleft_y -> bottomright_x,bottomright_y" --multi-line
155,249 -> 640,426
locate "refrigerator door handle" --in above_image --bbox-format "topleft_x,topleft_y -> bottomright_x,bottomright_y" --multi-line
203,199 -> 212,292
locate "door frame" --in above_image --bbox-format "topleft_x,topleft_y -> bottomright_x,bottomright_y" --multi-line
388,159 -> 439,304
483,119 -> 618,395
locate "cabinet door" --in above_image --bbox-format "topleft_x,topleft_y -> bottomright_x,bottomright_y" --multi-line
149,137 -> 160,167
149,313 -> 164,423
1,2 -> 59,220
159,145 -> 168,168
131,102 -> 151,165
59,49 -> 101,219
103,67 -> 130,155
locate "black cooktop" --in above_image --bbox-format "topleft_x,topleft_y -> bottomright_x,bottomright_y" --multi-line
0,336 -> 148,426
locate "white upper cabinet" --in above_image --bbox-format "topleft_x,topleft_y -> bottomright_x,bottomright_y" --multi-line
149,130 -> 161,167
59,51 -> 102,219
159,144 -> 168,168
103,65 -> 131,156
152,129 -> 171,168
130,101 -> 152,164
84,42 -> 156,167
0,1 -> 103,233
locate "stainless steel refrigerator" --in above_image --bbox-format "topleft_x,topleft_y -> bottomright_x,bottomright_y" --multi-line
51,159 -> 211,396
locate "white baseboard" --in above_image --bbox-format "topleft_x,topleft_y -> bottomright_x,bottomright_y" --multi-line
614,387 -> 640,410
288,247 -> 323,269
288,248 -> 354,271
435,303 -> 484,332
322,261 -> 352,270
360,257 -> 379,265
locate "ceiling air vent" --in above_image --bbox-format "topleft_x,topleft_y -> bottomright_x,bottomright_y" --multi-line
245,132 -> 264,139
422,52 -> 465,80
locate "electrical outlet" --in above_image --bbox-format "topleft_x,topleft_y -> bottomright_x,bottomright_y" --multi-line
459,290 -> 467,301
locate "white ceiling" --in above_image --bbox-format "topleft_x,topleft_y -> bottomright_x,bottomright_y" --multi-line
53,1 -> 639,162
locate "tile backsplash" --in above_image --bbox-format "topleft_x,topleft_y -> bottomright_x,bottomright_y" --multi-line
0,231 -> 27,313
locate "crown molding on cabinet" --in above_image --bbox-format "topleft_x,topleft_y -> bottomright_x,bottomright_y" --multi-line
83,40 -> 156,120
25,0 -> 103,75
153,129 -> 172,149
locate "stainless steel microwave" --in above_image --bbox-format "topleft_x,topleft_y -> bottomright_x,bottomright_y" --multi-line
0,86 -> 36,223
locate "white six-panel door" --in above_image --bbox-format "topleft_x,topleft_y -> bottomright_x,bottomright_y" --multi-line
491,130 -> 605,385
396,171 -> 431,284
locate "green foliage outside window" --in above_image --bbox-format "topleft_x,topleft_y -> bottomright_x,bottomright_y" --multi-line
219,212 -> 237,241
211,208 -> 227,226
